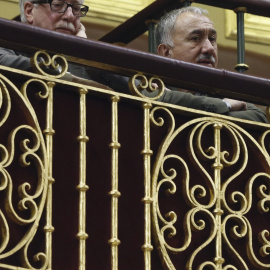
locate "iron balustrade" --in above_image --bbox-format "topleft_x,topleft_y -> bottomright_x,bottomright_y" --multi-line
0,1 -> 270,268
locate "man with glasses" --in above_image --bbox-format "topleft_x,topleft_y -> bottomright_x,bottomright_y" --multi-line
20,0 -> 88,37
0,0 -> 115,89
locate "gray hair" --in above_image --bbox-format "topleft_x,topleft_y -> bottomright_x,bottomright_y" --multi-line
19,0 -> 30,23
155,6 -> 209,50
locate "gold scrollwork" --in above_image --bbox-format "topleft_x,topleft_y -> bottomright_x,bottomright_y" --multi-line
151,112 -> 270,269
0,78 -> 11,127
0,74 -> 48,269
258,129 -> 270,160
128,73 -> 165,100
30,50 -> 68,78
259,230 -> 270,257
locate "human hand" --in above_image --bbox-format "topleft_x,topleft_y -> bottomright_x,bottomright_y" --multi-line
76,23 -> 87,38
151,83 -> 171,92
223,98 -> 247,111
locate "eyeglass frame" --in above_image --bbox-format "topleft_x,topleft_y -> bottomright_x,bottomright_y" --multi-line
30,0 -> 89,17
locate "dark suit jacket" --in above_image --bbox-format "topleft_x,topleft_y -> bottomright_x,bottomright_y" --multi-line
0,47 -> 267,123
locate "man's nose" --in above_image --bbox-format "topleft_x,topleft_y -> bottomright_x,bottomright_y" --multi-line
63,6 -> 75,19
201,39 -> 215,54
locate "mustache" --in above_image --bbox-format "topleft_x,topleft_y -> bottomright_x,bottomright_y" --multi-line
196,54 -> 216,64
56,22 -> 76,33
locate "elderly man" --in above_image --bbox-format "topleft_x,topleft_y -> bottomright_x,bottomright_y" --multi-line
0,0 -> 118,89
20,0 -> 88,37
152,6 -> 267,122
0,3 -> 267,122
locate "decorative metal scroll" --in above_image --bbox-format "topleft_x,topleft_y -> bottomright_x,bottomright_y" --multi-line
128,73 -> 165,100
31,51 -> 68,78
0,74 -> 48,269
151,107 -> 270,270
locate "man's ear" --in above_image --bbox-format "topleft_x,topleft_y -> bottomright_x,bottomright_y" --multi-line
157,44 -> 172,58
24,2 -> 35,24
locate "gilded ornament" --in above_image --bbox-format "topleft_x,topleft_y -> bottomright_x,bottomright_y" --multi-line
30,51 -> 68,78
128,73 -> 165,100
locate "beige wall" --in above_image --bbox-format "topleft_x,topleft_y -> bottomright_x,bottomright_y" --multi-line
0,0 -> 20,19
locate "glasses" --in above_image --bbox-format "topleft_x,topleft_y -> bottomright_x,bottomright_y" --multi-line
31,0 -> 89,17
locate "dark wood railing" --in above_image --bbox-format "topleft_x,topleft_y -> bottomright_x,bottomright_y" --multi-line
0,18 -> 270,105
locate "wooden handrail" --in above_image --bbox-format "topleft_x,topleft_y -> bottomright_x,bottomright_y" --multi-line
0,17 -> 269,105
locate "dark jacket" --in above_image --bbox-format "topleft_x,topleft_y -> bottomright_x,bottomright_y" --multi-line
0,47 -> 267,123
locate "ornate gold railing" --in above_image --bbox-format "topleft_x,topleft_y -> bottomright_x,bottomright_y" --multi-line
0,49 -> 269,270
0,12 -> 270,270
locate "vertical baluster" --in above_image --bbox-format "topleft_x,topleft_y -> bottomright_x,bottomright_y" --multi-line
43,82 -> 55,270
76,88 -> 89,270
141,103 -> 153,270
212,123 -> 225,270
180,0 -> 193,7
108,95 -> 121,270
146,20 -> 158,53
234,7 -> 249,73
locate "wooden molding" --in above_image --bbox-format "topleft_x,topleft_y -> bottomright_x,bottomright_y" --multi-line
83,0 -> 154,23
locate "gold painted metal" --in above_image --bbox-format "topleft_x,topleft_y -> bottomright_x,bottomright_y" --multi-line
108,95 -> 121,270
128,73 -> 165,101
27,53 -> 95,270
30,52 -> 64,269
0,75 -> 49,269
142,102 -> 154,270
151,109 -> 270,269
31,51 -> 68,79
76,88 -> 89,270
234,63 -> 249,71
0,48 -> 270,270
42,81 -> 55,270
259,129 -> 270,156
212,123 -> 225,268
233,7 -> 247,13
